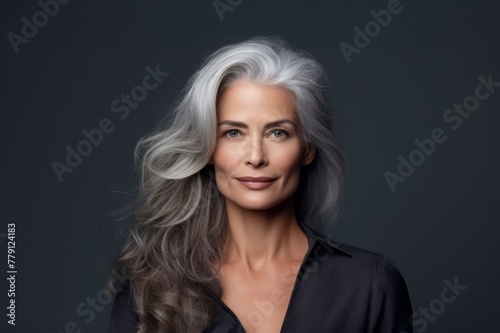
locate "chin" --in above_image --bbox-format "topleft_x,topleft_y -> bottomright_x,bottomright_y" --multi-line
241,202 -> 280,211
230,199 -> 275,210
229,193 -> 293,212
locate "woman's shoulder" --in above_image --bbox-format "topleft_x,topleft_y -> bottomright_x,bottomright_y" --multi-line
304,227 -> 413,330
302,222 -> 385,262
326,240 -> 409,288
303,223 -> 410,290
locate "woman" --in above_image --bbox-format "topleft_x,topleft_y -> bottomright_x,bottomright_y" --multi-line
107,36 -> 413,333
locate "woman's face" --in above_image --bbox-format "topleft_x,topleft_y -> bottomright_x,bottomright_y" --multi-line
208,80 -> 315,211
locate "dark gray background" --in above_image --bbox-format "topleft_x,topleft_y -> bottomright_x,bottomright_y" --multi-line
1,0 -> 498,332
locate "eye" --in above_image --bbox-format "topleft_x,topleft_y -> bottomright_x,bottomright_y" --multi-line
222,129 -> 241,138
271,129 -> 290,138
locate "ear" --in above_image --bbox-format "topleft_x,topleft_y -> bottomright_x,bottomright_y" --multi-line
207,154 -> 214,165
302,144 -> 316,166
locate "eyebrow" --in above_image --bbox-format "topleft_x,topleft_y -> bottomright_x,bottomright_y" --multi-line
217,119 -> 297,130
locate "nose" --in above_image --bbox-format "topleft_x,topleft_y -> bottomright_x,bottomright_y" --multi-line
245,137 -> 268,168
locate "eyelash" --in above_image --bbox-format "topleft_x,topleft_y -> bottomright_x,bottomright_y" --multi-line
222,128 -> 291,139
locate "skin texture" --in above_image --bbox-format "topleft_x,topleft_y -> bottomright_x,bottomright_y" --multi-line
207,80 -> 316,332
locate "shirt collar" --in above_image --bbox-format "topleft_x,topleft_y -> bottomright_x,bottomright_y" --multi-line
297,219 -> 353,258
204,219 -> 352,304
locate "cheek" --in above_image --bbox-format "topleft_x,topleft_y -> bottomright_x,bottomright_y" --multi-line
272,145 -> 303,171
212,148 -> 239,178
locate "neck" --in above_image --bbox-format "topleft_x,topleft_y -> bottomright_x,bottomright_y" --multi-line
221,197 -> 308,274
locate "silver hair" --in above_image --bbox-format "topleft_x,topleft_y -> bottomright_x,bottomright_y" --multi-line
107,35 -> 347,333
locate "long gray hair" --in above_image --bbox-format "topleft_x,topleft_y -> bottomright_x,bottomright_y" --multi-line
107,36 -> 347,332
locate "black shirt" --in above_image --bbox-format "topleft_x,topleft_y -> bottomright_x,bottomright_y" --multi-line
108,220 -> 413,332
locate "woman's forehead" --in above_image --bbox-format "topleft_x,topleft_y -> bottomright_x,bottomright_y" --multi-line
216,82 -> 297,116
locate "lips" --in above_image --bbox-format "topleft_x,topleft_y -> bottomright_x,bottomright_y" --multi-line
236,177 -> 277,190
236,177 -> 277,182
